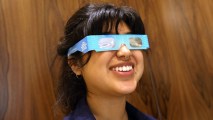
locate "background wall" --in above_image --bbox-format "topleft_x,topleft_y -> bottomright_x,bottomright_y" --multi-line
0,0 -> 213,120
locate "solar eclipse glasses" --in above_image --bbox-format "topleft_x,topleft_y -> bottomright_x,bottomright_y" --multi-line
67,34 -> 149,57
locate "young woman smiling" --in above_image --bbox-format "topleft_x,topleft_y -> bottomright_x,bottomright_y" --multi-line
57,3 -> 155,120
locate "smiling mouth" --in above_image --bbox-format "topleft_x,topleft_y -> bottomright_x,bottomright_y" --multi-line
112,65 -> 133,72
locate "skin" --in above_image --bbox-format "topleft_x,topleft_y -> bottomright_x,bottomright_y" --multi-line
71,21 -> 144,120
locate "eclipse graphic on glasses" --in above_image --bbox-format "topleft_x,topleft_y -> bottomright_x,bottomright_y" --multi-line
67,34 -> 149,58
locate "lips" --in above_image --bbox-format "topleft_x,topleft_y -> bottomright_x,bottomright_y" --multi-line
110,63 -> 134,77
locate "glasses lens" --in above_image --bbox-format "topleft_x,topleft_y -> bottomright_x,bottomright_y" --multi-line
98,38 -> 115,49
129,37 -> 142,47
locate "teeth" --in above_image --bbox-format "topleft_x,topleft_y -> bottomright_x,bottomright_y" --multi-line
112,66 -> 133,72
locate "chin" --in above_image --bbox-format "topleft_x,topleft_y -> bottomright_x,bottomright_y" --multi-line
118,84 -> 137,95
114,78 -> 139,95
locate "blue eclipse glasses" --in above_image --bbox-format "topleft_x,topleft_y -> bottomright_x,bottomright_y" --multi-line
67,34 -> 149,57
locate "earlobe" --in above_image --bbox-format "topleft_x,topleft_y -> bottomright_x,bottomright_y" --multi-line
68,60 -> 82,75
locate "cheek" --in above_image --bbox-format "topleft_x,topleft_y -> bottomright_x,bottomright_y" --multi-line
89,51 -> 114,66
134,51 -> 145,75
81,52 -> 111,77
133,51 -> 144,63
81,52 -> 111,90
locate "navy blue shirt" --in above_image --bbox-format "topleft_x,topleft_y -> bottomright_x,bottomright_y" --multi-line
64,98 -> 156,120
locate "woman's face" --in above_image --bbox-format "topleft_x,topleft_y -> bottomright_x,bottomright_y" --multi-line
79,22 -> 144,97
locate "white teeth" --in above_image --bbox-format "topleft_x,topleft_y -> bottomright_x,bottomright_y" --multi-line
112,66 -> 133,72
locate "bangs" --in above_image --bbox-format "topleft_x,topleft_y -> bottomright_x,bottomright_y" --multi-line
86,4 -> 119,34
85,4 -> 145,35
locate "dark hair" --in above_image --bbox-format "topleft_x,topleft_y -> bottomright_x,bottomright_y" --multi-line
57,3 -> 145,114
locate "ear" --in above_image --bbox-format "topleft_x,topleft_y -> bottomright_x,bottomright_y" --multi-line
68,60 -> 82,75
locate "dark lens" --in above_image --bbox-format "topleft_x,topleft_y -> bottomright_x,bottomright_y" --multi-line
129,37 -> 142,47
98,38 -> 115,49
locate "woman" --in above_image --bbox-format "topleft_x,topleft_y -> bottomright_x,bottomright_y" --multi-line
57,3 -> 155,120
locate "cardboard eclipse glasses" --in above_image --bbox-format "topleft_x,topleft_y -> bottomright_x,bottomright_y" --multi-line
67,34 -> 149,58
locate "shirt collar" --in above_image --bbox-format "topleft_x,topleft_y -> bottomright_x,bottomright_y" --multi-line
64,97 -> 155,120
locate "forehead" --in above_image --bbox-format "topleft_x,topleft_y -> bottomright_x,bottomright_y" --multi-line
102,21 -> 131,34
117,21 -> 131,34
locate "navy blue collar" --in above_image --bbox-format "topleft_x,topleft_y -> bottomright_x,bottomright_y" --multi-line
64,97 -> 155,120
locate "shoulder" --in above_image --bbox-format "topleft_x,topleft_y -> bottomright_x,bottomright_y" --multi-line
126,102 -> 156,120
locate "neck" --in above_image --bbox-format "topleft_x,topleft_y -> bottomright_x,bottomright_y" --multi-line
87,93 -> 128,120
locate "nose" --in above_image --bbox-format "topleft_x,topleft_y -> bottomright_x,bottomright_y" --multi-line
116,44 -> 132,60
